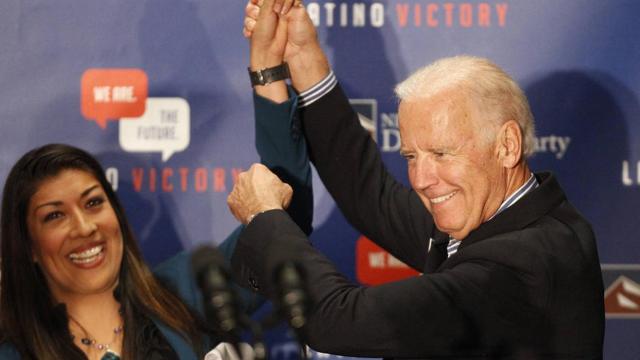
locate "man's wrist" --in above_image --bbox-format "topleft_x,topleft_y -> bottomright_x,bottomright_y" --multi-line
246,207 -> 282,224
287,44 -> 331,92
298,71 -> 337,108
246,211 -> 264,224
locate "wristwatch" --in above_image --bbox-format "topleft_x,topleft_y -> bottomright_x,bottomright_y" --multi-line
248,62 -> 290,86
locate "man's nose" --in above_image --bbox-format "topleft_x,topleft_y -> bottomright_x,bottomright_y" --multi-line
412,157 -> 439,190
69,211 -> 97,238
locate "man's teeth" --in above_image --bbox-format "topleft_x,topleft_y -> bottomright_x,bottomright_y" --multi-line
69,246 -> 103,263
430,191 -> 457,204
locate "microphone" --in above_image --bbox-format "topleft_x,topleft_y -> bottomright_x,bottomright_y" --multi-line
274,261 -> 310,352
191,246 -> 242,348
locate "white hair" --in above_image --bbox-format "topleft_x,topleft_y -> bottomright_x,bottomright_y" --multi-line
394,56 -> 536,157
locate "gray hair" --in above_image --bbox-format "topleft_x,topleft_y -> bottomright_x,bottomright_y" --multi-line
394,56 -> 535,158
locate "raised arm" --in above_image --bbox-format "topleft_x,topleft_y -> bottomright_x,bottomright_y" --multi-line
243,0 -> 313,234
245,1 -> 433,268
160,0 -> 315,318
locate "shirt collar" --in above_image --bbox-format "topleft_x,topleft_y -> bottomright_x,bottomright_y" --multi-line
449,173 -> 538,243
488,172 -> 539,221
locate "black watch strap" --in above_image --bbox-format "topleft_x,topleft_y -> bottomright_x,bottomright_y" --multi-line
248,63 -> 290,86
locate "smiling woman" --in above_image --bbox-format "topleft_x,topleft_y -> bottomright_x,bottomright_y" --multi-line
0,143 -> 305,360
26,169 -> 124,303
0,144 -> 206,359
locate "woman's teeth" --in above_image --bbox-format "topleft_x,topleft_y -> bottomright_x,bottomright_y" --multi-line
68,245 -> 103,264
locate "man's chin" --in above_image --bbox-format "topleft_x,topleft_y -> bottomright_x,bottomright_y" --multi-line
433,220 -> 467,239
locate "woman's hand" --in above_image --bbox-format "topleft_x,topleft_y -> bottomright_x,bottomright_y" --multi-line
243,0 -> 328,92
242,0 -> 300,39
246,0 -> 301,70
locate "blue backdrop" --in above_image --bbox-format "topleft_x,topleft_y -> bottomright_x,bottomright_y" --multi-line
1,1 -> 639,358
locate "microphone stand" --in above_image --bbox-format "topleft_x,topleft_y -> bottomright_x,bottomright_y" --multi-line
272,261 -> 310,360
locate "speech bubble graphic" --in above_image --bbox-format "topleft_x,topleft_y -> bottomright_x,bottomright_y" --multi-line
119,97 -> 190,162
81,68 -> 148,128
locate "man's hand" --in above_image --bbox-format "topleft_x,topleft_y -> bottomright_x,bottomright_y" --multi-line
227,164 -> 293,224
283,5 -> 330,91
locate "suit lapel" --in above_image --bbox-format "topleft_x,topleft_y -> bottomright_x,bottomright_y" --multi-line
458,172 -> 565,251
424,230 -> 449,273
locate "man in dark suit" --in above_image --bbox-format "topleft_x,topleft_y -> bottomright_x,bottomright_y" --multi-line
227,0 -> 604,358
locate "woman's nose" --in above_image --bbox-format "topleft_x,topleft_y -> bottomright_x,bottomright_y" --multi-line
69,212 -> 97,238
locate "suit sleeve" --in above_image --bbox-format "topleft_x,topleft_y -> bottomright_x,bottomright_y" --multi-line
232,210 -> 547,358
300,84 -> 431,269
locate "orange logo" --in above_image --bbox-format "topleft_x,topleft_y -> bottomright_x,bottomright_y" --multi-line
355,235 -> 419,285
81,68 -> 148,128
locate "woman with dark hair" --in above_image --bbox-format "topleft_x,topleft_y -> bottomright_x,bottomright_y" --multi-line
1,144 -> 205,359
0,41 -> 311,360
0,138 -> 308,360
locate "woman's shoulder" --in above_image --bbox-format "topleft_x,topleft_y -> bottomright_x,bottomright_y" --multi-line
152,250 -> 201,310
152,250 -> 192,287
0,341 -> 21,359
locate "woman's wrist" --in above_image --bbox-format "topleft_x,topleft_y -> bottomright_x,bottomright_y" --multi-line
254,81 -> 289,103
250,50 -> 284,71
249,62 -> 290,103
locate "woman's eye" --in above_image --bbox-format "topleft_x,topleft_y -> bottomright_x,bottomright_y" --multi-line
43,211 -> 63,222
86,196 -> 105,208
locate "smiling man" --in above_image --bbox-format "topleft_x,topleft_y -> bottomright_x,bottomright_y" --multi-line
395,57 -> 537,244
227,0 -> 605,358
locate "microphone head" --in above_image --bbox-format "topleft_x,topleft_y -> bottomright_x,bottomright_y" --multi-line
191,245 -> 240,334
191,245 -> 228,289
274,261 -> 306,290
274,261 -> 309,330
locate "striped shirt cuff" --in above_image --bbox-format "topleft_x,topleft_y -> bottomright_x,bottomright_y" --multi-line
298,71 -> 338,108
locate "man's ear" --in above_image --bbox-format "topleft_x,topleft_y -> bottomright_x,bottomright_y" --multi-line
495,120 -> 523,168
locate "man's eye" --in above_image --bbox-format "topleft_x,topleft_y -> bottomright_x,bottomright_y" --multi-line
433,150 -> 449,158
44,211 -> 63,222
401,153 -> 414,160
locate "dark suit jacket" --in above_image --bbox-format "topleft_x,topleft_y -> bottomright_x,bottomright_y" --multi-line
232,84 -> 604,359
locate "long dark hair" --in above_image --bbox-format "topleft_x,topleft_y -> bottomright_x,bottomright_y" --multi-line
0,144 -> 202,359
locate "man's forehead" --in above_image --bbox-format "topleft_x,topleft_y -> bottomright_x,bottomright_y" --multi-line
399,94 -> 472,126
398,97 -> 487,150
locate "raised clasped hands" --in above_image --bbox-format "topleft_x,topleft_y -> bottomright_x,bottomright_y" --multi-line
243,0 -> 329,91
227,164 -> 293,224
